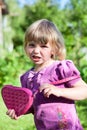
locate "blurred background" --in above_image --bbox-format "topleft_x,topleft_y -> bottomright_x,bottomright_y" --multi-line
0,0 -> 87,129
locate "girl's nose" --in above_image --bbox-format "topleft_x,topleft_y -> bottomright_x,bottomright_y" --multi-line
33,46 -> 40,53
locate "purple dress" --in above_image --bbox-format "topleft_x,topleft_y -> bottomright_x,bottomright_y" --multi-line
20,60 -> 83,130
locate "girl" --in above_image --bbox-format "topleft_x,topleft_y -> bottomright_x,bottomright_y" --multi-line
7,19 -> 87,130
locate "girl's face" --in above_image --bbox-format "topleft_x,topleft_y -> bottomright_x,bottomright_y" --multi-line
25,41 -> 54,67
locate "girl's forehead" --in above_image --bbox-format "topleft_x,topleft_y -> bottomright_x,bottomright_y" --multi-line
28,40 -> 48,45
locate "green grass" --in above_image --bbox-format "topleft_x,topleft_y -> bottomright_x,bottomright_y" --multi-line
76,100 -> 87,130
0,89 -> 36,130
0,88 -> 87,130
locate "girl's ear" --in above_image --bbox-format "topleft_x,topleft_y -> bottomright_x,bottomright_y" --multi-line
51,51 -> 55,58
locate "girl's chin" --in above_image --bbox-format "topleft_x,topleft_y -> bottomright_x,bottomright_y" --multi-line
32,58 -> 41,63
34,62 -> 43,65
33,60 -> 43,65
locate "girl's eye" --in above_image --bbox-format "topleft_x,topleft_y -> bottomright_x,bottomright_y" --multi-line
41,45 -> 48,48
28,43 -> 35,47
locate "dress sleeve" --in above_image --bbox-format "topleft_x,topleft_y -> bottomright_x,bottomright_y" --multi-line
20,72 -> 28,88
56,60 -> 81,87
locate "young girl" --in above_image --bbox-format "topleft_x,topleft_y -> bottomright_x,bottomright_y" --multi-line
7,19 -> 87,130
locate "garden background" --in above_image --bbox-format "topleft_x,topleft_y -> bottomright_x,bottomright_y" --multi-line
0,0 -> 87,130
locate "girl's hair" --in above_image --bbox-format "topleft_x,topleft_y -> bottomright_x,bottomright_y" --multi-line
24,19 -> 66,60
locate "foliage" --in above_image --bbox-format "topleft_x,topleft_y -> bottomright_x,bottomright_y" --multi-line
76,100 -> 87,129
0,46 -> 33,87
9,0 -> 61,48
61,0 -> 87,81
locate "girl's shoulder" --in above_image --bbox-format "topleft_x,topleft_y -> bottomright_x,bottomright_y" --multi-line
54,59 -> 80,78
53,60 -> 81,86
20,70 -> 30,80
54,59 -> 75,69
20,68 -> 33,87
21,68 -> 34,78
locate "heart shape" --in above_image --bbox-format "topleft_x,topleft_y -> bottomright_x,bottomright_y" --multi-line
1,85 -> 33,116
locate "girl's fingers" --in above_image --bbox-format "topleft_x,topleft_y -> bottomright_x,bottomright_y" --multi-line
43,88 -> 50,94
39,83 -> 49,92
6,109 -> 13,115
9,109 -> 15,117
43,88 -> 52,98
6,109 -> 18,120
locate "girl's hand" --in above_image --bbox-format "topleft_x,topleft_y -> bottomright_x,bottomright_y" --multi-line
39,83 -> 61,98
39,80 -> 87,100
6,109 -> 19,120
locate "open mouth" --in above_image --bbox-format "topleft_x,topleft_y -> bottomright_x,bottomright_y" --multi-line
32,55 -> 41,62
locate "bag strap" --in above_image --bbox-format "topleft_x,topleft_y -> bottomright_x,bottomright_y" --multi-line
51,75 -> 80,85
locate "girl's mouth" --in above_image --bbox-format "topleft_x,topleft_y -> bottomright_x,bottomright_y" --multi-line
32,55 -> 41,62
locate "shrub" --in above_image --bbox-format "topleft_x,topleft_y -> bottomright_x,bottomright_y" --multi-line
0,47 -> 33,87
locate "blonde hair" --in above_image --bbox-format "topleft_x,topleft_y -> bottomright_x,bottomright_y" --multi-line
24,19 -> 66,60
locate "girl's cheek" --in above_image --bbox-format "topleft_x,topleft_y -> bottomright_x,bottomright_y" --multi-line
26,48 -> 31,54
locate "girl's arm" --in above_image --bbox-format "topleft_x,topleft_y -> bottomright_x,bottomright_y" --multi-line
39,79 -> 87,100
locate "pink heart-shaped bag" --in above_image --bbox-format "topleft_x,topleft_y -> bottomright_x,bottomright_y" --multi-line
1,85 -> 33,116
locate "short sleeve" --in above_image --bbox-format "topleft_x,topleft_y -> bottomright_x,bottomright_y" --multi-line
20,71 -> 29,88
56,60 -> 81,87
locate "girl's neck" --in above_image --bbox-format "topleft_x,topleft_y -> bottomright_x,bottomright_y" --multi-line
34,59 -> 55,72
